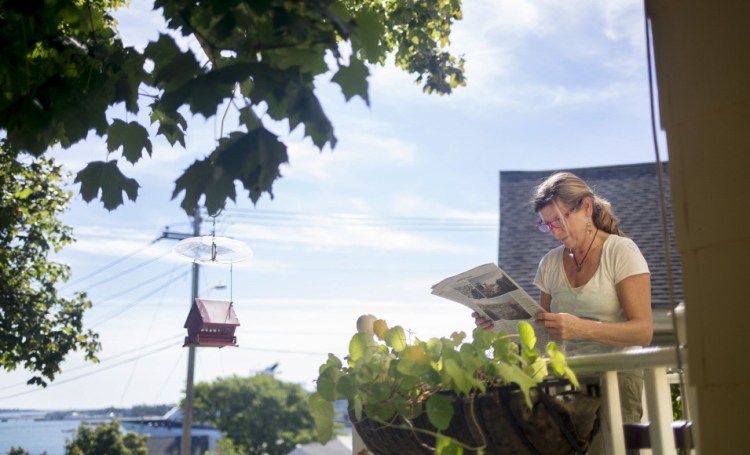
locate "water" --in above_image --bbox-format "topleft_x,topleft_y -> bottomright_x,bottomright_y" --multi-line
0,412 -> 104,455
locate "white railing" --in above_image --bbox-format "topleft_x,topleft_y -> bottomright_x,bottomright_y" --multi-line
566,346 -> 690,455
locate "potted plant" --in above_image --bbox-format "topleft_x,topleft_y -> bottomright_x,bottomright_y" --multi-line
308,315 -> 601,454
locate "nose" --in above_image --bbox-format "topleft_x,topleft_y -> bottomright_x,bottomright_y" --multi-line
550,224 -> 565,238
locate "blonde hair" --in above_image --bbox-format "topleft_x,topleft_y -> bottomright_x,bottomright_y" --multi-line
533,172 -> 624,236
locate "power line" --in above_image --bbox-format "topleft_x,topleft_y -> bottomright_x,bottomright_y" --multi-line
60,237 -> 163,291
0,337 -> 334,400
93,266 -> 189,307
119,265 -> 183,406
89,270 -> 191,328
236,345 -> 329,356
0,333 -> 185,393
69,247 -> 175,294
221,208 -> 497,231
0,343 -> 178,401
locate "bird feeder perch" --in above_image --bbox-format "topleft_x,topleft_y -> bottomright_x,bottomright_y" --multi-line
183,298 -> 240,348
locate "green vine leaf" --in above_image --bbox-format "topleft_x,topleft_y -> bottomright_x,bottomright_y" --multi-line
308,392 -> 334,444
546,342 -> 580,389
426,393 -> 454,431
384,326 -> 406,352
315,365 -> 340,401
517,321 -> 536,350
348,332 -> 375,365
396,345 -> 432,377
336,374 -> 356,401
496,363 -> 538,409
443,357 -> 473,395
525,358 -> 549,383
435,434 -> 464,455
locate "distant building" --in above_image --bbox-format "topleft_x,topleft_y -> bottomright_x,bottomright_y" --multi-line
120,406 -> 221,455
498,162 -> 683,344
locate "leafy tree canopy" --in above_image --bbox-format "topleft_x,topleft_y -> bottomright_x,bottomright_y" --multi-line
65,420 -> 148,455
0,0 -> 466,215
0,141 -> 100,386
191,373 -> 315,455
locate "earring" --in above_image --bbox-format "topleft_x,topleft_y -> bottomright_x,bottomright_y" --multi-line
586,219 -> 593,235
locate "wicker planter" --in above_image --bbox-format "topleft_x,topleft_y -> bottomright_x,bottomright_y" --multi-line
351,384 -> 600,455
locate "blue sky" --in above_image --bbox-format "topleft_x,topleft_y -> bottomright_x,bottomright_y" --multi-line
0,0 -> 667,410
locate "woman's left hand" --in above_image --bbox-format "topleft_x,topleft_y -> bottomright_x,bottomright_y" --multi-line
535,312 -> 583,340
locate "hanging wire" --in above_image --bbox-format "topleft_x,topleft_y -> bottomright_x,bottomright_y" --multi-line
208,209 -> 236,324
643,0 -> 691,432
211,211 -> 218,262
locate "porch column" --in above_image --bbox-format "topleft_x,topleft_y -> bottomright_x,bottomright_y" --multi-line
647,0 -> 750,453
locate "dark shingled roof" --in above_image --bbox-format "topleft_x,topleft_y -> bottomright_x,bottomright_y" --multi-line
497,162 -> 682,309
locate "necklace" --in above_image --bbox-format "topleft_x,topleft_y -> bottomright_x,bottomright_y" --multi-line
568,229 -> 599,272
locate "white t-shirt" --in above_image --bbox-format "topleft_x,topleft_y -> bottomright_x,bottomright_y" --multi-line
533,235 -> 650,355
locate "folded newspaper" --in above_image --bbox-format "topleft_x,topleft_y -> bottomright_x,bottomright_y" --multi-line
431,263 -> 549,345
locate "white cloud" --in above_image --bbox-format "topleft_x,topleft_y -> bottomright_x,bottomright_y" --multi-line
368,0 -> 646,112
282,128 -> 418,182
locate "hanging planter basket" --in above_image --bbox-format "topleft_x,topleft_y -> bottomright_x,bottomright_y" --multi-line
351,381 -> 601,455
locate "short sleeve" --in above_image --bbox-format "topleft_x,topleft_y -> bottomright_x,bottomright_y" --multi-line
611,236 -> 650,284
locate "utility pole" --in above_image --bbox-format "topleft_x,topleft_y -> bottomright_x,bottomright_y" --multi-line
160,208 -> 201,455
181,207 -> 200,455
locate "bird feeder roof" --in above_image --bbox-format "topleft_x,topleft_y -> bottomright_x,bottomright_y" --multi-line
184,298 -> 240,327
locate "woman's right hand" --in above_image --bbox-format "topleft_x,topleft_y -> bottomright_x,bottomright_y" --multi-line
472,312 -> 495,331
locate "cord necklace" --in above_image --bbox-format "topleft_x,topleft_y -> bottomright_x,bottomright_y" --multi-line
569,229 -> 599,273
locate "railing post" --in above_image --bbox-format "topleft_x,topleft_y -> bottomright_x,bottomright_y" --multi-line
644,367 -> 677,454
601,370 -> 626,455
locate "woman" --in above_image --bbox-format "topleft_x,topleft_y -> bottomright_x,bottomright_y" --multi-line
473,171 -> 652,423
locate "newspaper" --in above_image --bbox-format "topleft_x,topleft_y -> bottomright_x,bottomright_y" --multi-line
431,263 -> 549,344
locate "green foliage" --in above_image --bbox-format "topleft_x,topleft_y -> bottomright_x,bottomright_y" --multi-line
191,373 -> 316,455
308,319 -> 580,454
0,142 -> 101,386
671,382 -> 683,421
209,437 -> 244,455
0,0 -> 466,215
64,420 -> 147,455
7,448 -> 45,455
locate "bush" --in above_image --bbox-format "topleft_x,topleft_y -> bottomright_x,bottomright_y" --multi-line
64,420 -> 147,455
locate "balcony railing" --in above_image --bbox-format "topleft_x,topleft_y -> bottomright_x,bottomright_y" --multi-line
566,346 -> 691,455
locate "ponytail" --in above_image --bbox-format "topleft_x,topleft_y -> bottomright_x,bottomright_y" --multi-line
592,195 -> 625,236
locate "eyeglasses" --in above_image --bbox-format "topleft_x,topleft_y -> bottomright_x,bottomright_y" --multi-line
536,210 -> 573,233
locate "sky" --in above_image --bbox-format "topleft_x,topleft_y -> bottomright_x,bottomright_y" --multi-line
0,0 -> 668,410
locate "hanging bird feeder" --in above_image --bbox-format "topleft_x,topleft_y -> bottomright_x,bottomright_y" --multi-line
173,216 -> 251,348
183,298 -> 240,348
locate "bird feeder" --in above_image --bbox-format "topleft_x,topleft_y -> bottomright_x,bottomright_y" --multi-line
183,298 -> 240,348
